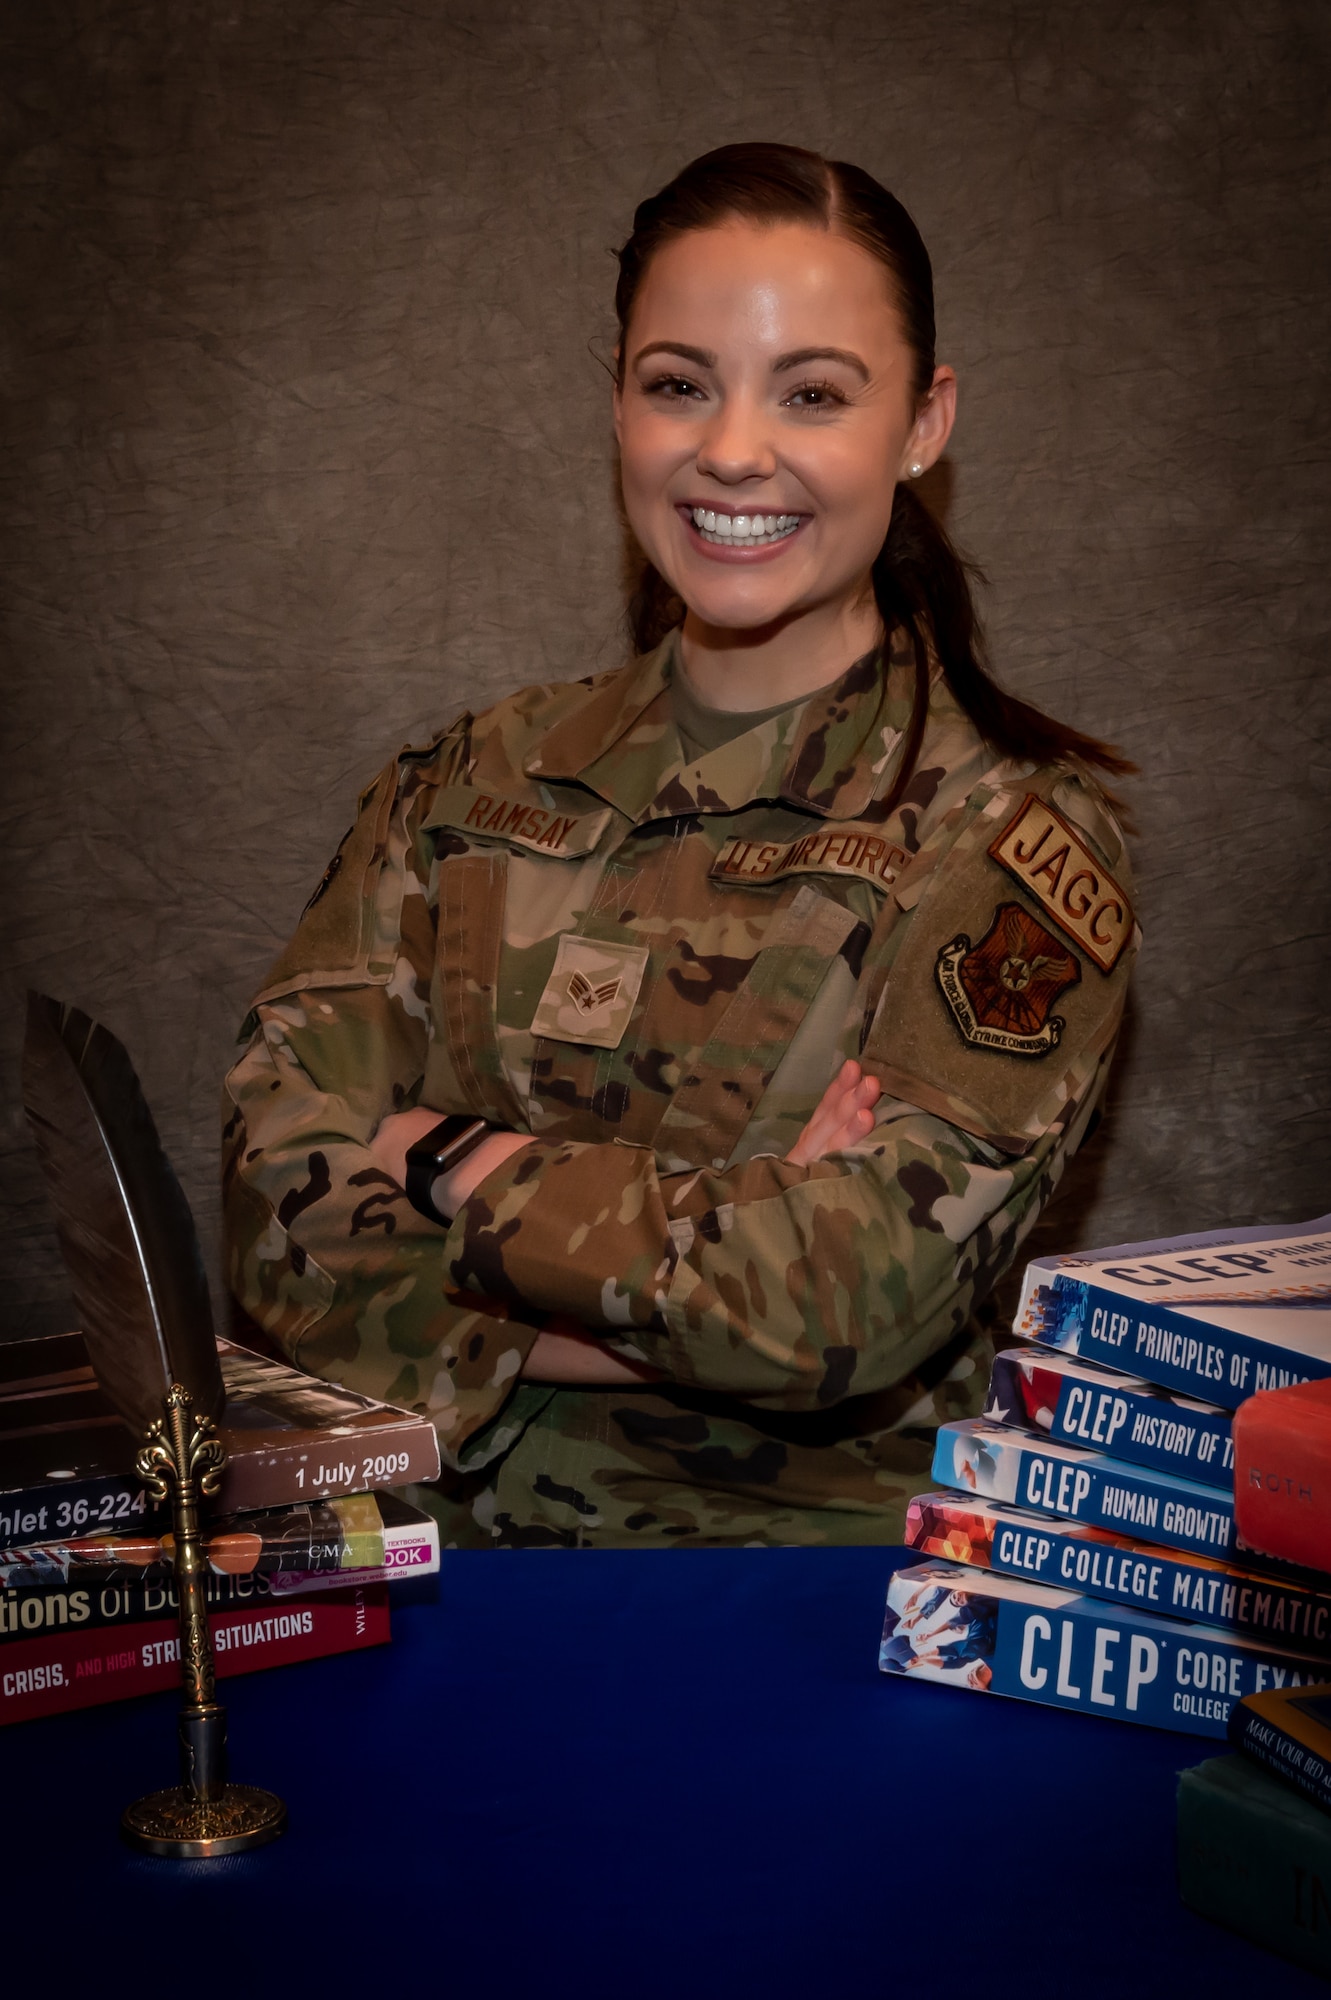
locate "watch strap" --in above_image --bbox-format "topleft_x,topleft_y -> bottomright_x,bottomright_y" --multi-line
403,1114 -> 491,1224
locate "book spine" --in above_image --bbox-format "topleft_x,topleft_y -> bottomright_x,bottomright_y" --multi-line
934,1422 -> 1236,1557
880,1564 -> 1324,1736
905,1494 -> 1331,1657
0,1585 -> 390,1727
0,1567 -> 313,1646
213,1428 -> 440,1512
1233,1396 -> 1330,1569
1017,1278 -> 1330,1410
1228,1704 -> 1331,1815
267,1515 -> 439,1594
1177,1758 -> 1331,1980
988,1349 -> 1234,1489
0,1477 -> 164,1551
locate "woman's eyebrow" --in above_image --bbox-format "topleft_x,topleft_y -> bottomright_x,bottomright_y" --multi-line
632,340 -> 716,370
773,346 -> 869,380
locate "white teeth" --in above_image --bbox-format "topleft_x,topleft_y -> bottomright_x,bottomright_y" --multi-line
689,506 -> 802,548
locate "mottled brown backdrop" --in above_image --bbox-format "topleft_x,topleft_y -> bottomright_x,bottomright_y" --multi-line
3,0 -> 1327,1337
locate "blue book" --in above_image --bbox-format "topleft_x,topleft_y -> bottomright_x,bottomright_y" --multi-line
933,1418 -> 1236,1557
1014,1215 -> 1331,1410
986,1344 -> 1233,1489
905,1491 -> 1331,1658
879,1561 -> 1325,1737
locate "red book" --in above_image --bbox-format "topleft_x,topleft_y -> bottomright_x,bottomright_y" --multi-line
0,1583 -> 389,1727
1233,1379 -> 1331,1570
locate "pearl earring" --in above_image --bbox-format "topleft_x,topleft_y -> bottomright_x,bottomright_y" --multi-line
908,461 -> 924,479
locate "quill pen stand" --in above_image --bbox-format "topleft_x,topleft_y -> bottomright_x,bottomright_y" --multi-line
120,1383 -> 287,1857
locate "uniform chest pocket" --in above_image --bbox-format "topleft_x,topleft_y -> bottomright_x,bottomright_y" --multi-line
421,786 -> 617,1125
652,883 -> 866,1172
427,850 -> 530,1125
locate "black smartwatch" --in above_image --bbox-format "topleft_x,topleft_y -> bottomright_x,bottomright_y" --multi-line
404,1115 -> 491,1225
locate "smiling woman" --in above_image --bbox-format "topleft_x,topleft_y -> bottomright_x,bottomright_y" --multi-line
616,220 -> 949,704
223,143 -> 1140,1548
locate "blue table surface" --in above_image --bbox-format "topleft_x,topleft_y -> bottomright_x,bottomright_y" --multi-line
5,1546 -> 1323,1999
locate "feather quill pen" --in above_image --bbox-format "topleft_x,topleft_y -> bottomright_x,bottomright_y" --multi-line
21,993 -> 224,1435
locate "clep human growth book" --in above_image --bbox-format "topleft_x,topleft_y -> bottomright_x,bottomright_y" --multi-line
932,1417 -> 1238,1559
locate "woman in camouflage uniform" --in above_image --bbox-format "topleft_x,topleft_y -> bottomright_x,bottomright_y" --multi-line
223,144 -> 1137,1546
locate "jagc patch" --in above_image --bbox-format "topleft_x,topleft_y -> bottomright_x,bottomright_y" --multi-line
936,903 -> 1081,1057
989,794 -> 1132,973
711,825 -> 908,892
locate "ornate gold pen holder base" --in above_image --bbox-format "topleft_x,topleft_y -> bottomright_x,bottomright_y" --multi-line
123,1780 -> 287,1859
120,1384 -> 287,1859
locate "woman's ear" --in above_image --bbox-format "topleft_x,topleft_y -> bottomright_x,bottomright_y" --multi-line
900,365 -> 957,479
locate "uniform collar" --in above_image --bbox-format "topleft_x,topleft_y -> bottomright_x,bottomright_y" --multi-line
525,628 -> 924,823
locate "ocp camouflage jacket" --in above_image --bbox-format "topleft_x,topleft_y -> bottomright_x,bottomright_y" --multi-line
223,631 -> 1138,1545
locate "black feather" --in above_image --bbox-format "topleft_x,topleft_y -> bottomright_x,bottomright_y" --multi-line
21,993 -> 224,1436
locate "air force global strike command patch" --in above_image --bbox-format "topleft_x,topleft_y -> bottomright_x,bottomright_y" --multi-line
989,794 -> 1132,973
936,903 -> 1081,1057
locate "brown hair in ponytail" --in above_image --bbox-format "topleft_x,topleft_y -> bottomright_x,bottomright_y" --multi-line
614,143 -> 1133,784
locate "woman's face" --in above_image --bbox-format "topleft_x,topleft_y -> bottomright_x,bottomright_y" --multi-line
614,219 -> 954,643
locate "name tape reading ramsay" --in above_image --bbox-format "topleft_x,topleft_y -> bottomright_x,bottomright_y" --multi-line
427,786 -> 610,858
989,795 -> 1133,973
712,827 -> 908,891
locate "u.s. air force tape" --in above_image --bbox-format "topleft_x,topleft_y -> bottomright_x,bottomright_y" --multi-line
711,825 -> 909,891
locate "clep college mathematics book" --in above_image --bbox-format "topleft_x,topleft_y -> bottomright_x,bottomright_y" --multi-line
0,1332 -> 441,1547
879,1562 -> 1325,1737
1014,1215 -> 1331,1409
905,1491 -> 1331,1657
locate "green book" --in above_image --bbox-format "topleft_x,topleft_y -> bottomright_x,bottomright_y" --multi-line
1177,1754 -> 1331,1979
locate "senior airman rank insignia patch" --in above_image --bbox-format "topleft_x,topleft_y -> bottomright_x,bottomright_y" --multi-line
936,903 -> 1081,1057
531,933 -> 650,1051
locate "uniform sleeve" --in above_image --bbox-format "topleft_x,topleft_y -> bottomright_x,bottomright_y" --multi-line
221,733 -> 545,1463
442,767 -> 1138,1412
442,1062 -> 1111,1411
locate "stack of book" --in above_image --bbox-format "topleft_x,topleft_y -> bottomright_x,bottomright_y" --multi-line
1177,1367 -> 1331,1977
879,1216 -> 1331,1739
0,1330 -> 442,1724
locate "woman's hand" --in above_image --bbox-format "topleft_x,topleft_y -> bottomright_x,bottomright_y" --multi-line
369,1108 -> 535,1220
522,1318 -> 664,1385
785,1058 -> 881,1167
